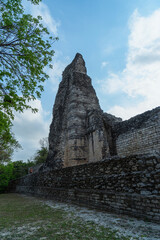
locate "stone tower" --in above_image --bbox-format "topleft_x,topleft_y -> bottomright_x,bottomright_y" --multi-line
45,53 -> 117,169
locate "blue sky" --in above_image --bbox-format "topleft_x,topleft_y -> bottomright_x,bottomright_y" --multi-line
13,0 -> 160,161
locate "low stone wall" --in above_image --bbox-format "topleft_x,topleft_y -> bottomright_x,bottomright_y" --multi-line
9,154 -> 160,222
113,107 -> 160,156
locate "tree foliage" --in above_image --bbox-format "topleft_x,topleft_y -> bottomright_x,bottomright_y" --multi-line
0,162 -> 13,192
33,147 -> 48,164
12,160 -> 33,179
0,160 -> 34,192
0,0 -> 56,117
0,0 -> 57,151
0,137 -> 48,192
0,111 -> 20,163
32,137 -> 48,164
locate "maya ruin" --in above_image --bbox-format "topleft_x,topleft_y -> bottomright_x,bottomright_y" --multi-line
45,53 -> 160,170
9,53 -> 160,223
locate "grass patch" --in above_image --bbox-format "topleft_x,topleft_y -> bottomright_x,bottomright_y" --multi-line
0,193 -> 140,240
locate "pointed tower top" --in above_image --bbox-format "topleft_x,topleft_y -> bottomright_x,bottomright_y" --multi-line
74,52 -> 83,59
63,53 -> 87,76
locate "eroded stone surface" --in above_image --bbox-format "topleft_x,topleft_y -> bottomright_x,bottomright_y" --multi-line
45,53 -> 160,170
113,107 -> 160,157
9,154 -> 160,223
45,53 -> 120,169
8,53 -> 160,224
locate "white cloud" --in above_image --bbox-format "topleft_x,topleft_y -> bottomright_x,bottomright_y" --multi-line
108,100 -> 153,120
29,2 -> 60,36
101,9 -> 160,120
23,1 -> 69,92
101,61 -> 108,68
47,52 -> 70,92
12,100 -> 51,161
11,2 -> 68,161
12,53 -> 69,161
104,45 -> 116,55
100,73 -> 124,94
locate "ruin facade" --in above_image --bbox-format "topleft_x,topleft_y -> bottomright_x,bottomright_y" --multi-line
9,53 -> 160,223
45,53 -> 160,170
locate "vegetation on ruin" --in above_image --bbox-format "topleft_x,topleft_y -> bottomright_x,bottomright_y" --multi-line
0,194 -> 141,240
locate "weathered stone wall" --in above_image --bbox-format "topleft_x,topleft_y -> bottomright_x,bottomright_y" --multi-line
45,53 -> 116,170
9,154 -> 160,223
113,107 -> 160,157
9,53 -> 160,224
45,53 -> 160,170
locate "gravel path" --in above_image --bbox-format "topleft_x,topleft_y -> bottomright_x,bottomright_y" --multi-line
15,194 -> 160,239
42,198 -> 160,240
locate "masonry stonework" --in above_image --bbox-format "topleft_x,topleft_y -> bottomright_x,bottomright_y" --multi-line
113,107 -> 160,157
45,54 -> 108,169
9,154 -> 160,222
45,53 -> 160,169
10,53 -> 160,223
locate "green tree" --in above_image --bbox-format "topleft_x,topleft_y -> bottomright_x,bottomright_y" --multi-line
11,160 -> 34,179
0,160 -> 36,192
0,0 -> 57,148
0,162 -> 13,193
33,137 -> 48,164
0,111 -> 21,163
33,147 -> 48,164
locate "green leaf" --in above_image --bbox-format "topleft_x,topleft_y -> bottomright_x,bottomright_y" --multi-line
0,0 -> 58,152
